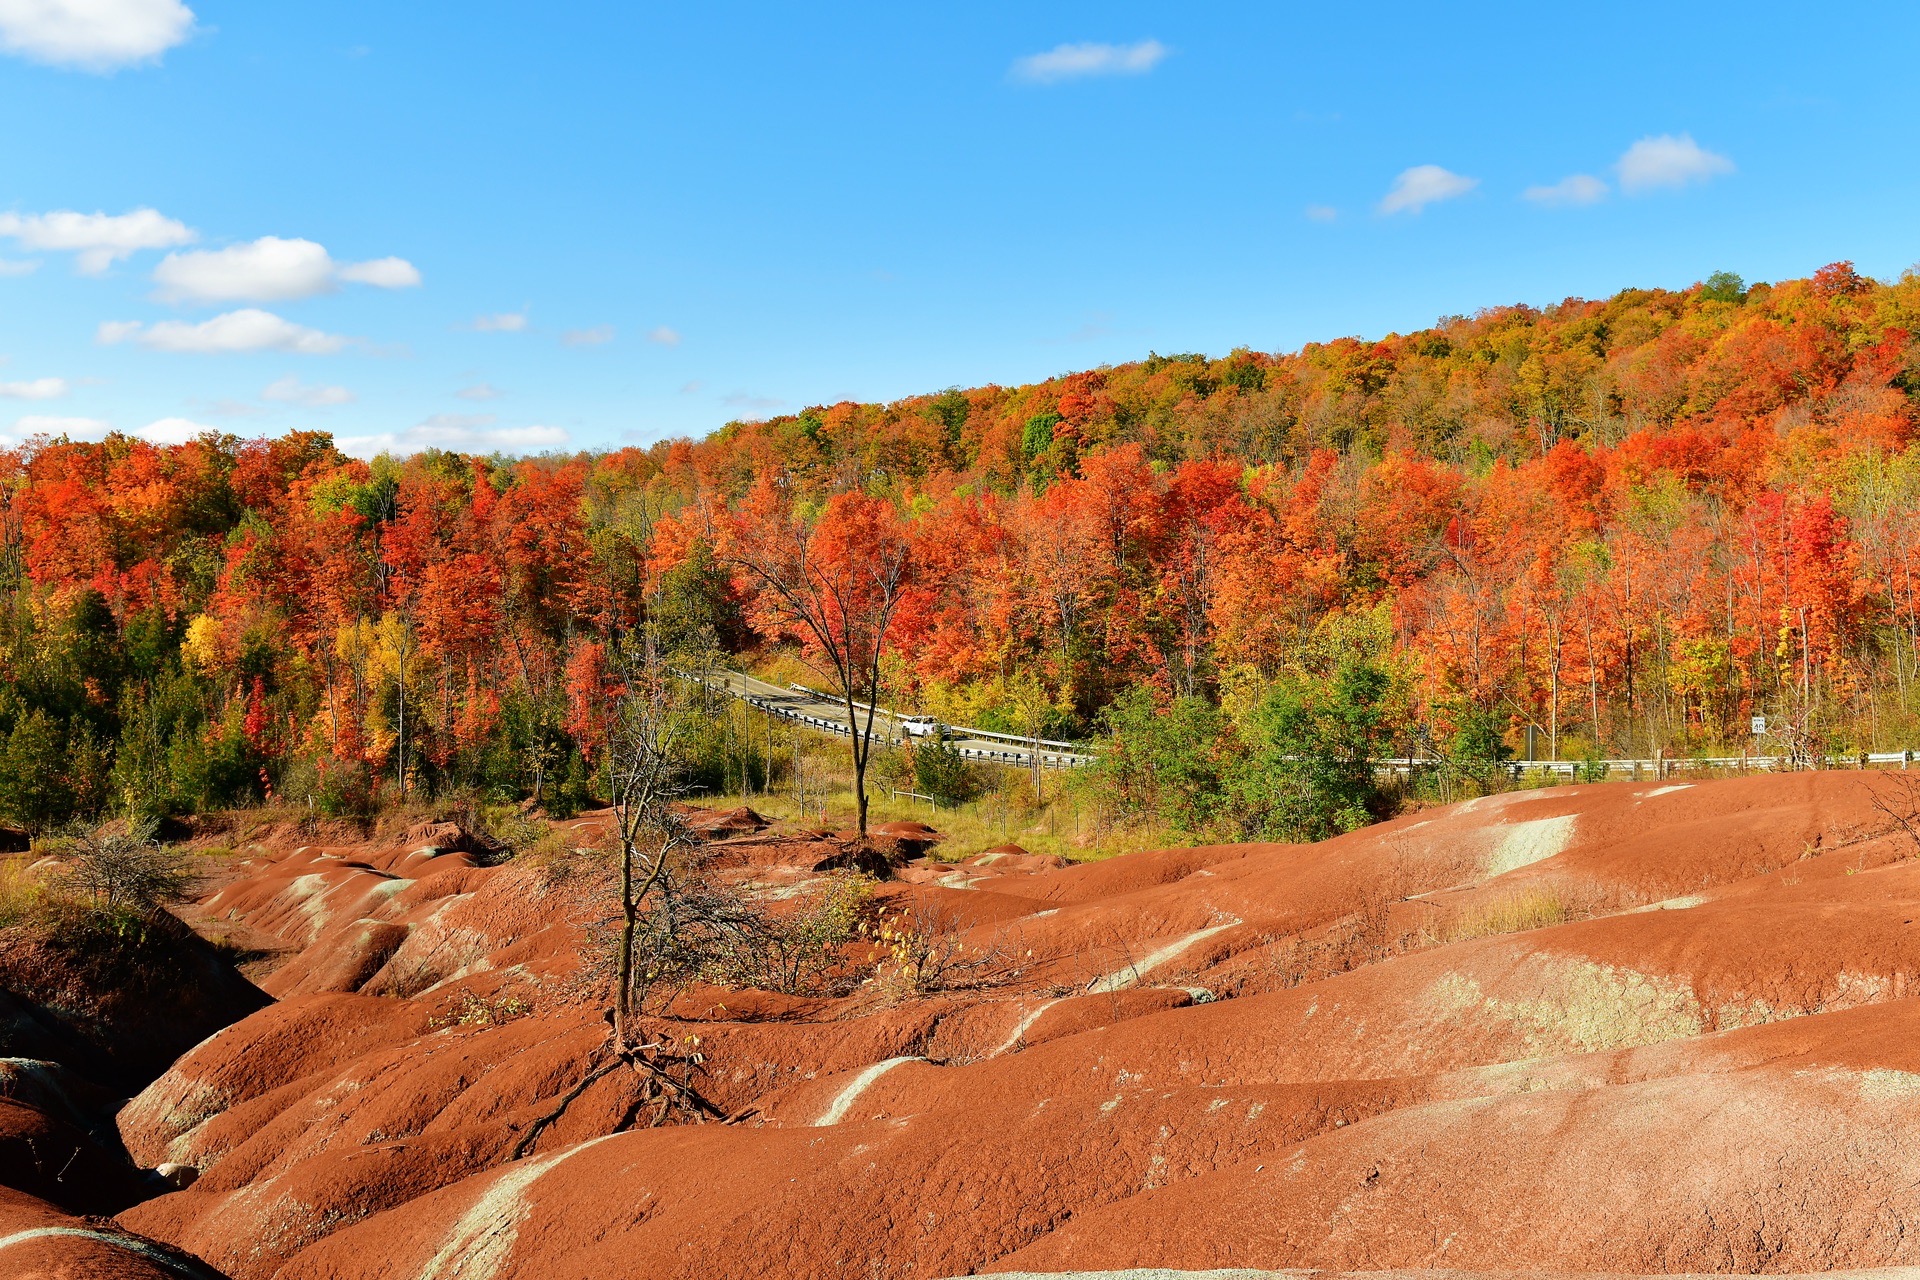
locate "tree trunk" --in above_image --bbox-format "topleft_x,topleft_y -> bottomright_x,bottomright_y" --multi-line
614,833 -> 636,1048
843,690 -> 868,839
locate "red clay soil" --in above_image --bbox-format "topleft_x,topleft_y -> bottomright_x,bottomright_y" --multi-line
0,1184 -> 228,1279
92,769 -> 1920,1278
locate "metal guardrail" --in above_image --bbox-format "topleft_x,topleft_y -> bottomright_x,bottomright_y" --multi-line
783,682 -> 1092,754
1376,751 -> 1917,778
719,673 -> 1915,779
733,690 -> 1095,768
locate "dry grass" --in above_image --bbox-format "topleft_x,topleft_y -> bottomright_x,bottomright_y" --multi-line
1429,885 -> 1578,945
689,782 -> 1171,864
0,856 -> 49,928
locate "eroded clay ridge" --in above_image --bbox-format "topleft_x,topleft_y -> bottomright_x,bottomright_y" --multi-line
15,772 -> 1920,1277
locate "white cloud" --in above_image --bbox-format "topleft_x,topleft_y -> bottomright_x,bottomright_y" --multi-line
0,207 -> 194,274
417,412 -> 496,432
0,376 -> 66,399
469,310 -> 528,332
152,236 -> 420,302
0,0 -> 195,72
563,324 -> 616,347
679,380 -> 704,395
1304,204 -> 1337,223
455,382 -> 500,401
336,417 -> 569,459
262,373 -> 354,407
336,256 -> 420,288
101,308 -> 351,354
1379,164 -> 1479,215
0,258 -> 38,276
1617,133 -> 1734,194
1523,173 -> 1609,207
137,416 -> 214,444
12,414 -> 108,437
644,326 -> 680,347
1012,38 -> 1167,84
153,237 -> 331,302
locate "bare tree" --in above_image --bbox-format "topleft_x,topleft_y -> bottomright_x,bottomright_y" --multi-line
604,632 -> 697,1050
726,483 -> 909,839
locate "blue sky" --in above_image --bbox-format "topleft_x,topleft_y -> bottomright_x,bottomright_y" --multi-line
1,1 -> 1917,456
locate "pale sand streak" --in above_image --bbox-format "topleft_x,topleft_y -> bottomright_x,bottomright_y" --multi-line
815,1056 -> 921,1126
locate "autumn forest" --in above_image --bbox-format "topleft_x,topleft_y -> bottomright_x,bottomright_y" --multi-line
4,261 -> 1918,841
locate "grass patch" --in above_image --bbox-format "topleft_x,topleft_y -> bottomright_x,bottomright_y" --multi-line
688,782 -> 1173,864
1430,885 -> 1577,944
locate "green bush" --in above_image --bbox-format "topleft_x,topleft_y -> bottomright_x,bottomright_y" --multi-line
547,749 -> 595,819
912,731 -> 981,807
1236,657 -> 1392,841
280,756 -> 376,819
1091,688 -> 1232,832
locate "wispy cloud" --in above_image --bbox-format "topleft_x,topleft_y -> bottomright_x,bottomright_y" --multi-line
336,256 -> 419,288
1011,39 -> 1167,84
455,382 -> 501,401
1617,133 -> 1734,194
0,207 -> 194,274
645,325 -> 680,347
563,324 -> 616,347
262,374 -> 354,407
1379,165 -> 1478,215
100,308 -> 351,354
0,0 -> 196,72
468,310 -> 529,332
0,258 -> 38,276
723,391 -> 785,412
1304,204 -> 1338,223
0,377 -> 67,400
416,412 -> 496,432
1523,174 -> 1609,207
12,414 -> 109,439
337,417 -> 569,459
1049,313 -> 1116,344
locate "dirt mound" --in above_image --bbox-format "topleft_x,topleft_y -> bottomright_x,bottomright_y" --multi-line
0,1184 -> 229,1278
98,771 -> 1920,1278
683,805 -> 771,838
0,909 -> 268,1094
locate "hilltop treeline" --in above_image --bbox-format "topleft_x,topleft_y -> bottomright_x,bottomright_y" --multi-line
2,261 -> 1917,835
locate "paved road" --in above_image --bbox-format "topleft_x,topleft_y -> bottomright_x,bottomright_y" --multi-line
707,669 -> 1095,770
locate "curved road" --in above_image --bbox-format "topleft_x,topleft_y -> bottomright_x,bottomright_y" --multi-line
706,669 -> 1095,770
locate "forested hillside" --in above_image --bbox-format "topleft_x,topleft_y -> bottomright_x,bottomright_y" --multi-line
3,261 -> 1917,837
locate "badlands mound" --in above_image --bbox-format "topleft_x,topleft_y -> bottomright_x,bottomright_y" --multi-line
10,772 -> 1920,1278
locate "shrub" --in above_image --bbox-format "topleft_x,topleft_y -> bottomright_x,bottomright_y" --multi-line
52,824 -> 199,917
1236,657 -> 1392,841
1091,687 -> 1232,832
304,757 -> 376,819
612,868 -> 877,1001
912,731 -> 981,807
1445,702 -> 1515,783
546,749 -> 594,819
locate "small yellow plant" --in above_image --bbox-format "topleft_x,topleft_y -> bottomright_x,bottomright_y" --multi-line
430,989 -> 533,1029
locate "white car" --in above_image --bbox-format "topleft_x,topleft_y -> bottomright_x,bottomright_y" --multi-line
899,716 -> 942,739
